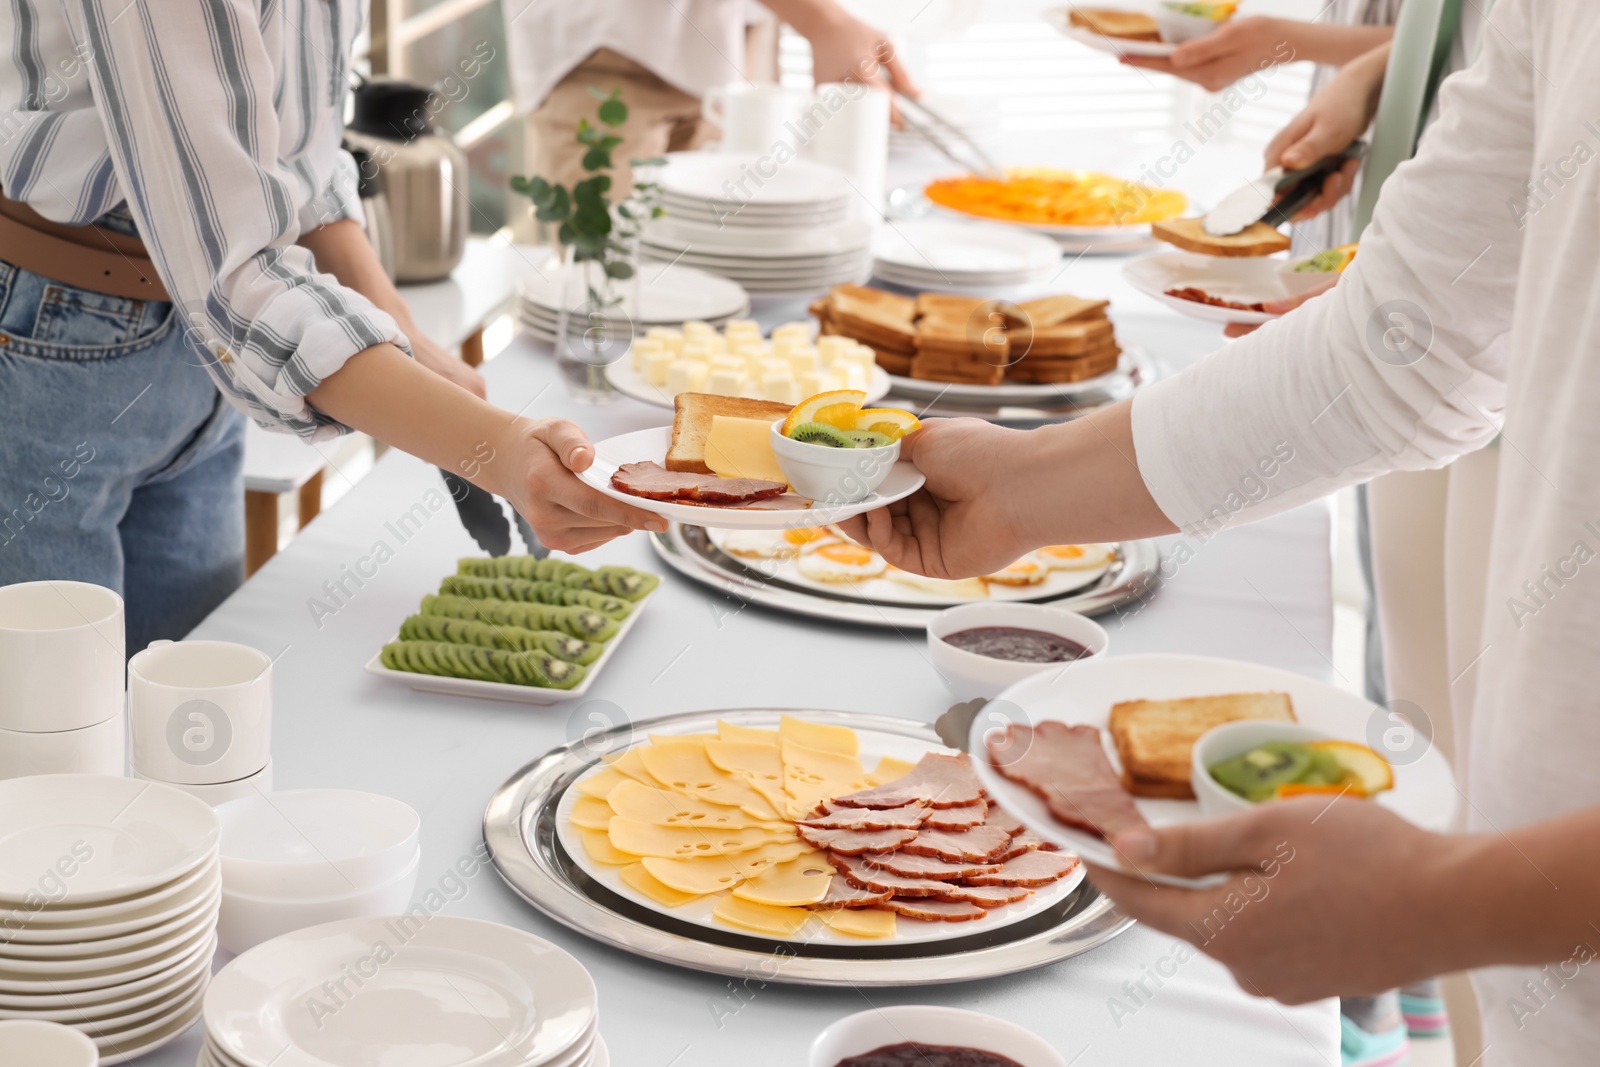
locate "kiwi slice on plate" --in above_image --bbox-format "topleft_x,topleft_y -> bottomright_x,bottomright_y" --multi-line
843,429 -> 893,448
787,421 -> 855,447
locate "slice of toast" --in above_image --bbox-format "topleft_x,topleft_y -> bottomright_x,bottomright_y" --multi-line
1109,691 -> 1296,798
667,393 -> 793,475
1068,7 -> 1161,41
1150,217 -> 1292,258
1003,294 -> 1109,330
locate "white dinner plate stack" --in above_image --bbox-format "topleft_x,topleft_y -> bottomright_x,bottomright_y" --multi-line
199,916 -> 606,1067
0,775 -> 222,1065
640,151 -> 871,296
873,218 -> 1063,291
517,254 -> 749,343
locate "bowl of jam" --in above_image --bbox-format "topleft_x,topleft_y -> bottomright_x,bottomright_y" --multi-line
927,603 -> 1109,700
811,1006 -> 1068,1067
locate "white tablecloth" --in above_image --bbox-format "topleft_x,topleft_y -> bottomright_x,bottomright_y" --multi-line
140,259 -> 1340,1064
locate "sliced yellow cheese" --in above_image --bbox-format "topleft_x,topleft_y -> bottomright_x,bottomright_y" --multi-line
640,741 -> 782,820
816,907 -> 897,939
603,747 -> 663,786
619,863 -> 700,907
648,732 -> 720,745
712,895 -> 812,937
865,755 -> 917,787
568,796 -> 615,831
731,853 -> 832,907
779,714 -> 860,757
575,768 -> 630,799
781,740 -> 869,819
607,779 -> 787,831
704,415 -> 789,486
642,841 -> 810,894
608,817 -> 794,859
580,830 -> 634,866
704,740 -> 789,814
716,721 -> 780,745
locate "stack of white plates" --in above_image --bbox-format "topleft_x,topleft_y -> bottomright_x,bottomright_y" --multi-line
0,775 -> 221,1065
518,255 -> 749,342
873,218 -> 1063,291
200,916 -> 605,1067
641,151 -> 871,296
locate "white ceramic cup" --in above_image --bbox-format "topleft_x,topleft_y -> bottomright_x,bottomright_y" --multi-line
0,581 -> 124,734
128,640 -> 272,786
800,83 -> 891,217
0,715 -> 125,780
0,1020 -> 99,1067
135,758 -> 273,807
703,83 -> 813,155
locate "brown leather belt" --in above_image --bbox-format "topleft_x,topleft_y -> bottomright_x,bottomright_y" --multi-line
0,190 -> 169,302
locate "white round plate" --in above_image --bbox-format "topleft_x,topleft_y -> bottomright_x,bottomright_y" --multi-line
874,219 -> 1061,276
872,266 -> 1054,291
969,654 -> 1459,886
1043,6 -> 1176,56
0,859 -> 220,934
580,426 -> 923,530
658,151 -> 851,207
95,983 -> 207,1065
883,350 -> 1138,404
517,257 -> 749,324
0,927 -> 216,1009
0,777 -> 219,906
644,218 -> 873,259
660,203 -> 850,229
1123,251 -> 1295,326
73,965 -> 208,1036
607,359 -> 891,411
0,924 -> 214,993
206,916 -> 596,1067
0,941 -> 212,1021
556,721 -> 1085,944
644,250 -> 871,278
0,880 -> 218,952
926,199 -> 1161,239
0,897 -> 216,966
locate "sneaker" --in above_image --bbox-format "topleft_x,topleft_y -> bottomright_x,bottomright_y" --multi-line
1399,990 -> 1451,1039
1341,1014 -> 1410,1067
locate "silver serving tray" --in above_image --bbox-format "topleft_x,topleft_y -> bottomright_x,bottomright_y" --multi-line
484,708 -> 1133,986
649,529 -> 1160,631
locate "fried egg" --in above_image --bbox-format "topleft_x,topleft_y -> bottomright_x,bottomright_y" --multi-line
784,526 -> 837,549
984,555 -> 1049,586
796,542 -> 888,582
719,530 -> 798,559
1036,543 -> 1116,570
883,568 -> 989,599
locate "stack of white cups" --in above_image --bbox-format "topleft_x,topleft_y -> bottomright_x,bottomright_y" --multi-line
128,640 -> 274,805
0,580 -> 126,780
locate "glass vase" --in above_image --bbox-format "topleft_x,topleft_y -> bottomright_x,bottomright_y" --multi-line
553,241 -> 640,404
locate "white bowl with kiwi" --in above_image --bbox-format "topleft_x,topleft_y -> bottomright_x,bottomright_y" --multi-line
770,419 -> 900,505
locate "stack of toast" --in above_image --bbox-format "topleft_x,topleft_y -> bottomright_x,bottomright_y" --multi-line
810,285 -> 1122,387
1108,691 -> 1297,799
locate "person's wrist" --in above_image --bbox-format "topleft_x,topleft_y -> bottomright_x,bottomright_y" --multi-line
469,411 -> 533,501
1407,831 -> 1502,973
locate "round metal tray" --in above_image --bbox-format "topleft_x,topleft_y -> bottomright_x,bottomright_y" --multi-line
484,708 -> 1133,987
649,530 -> 1160,631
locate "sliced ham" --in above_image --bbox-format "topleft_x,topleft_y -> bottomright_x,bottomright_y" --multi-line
610,462 -> 786,506
810,880 -> 894,909
945,884 -> 1032,908
995,830 -> 1052,863
884,898 -> 987,922
986,806 -> 1027,837
922,801 -> 987,831
831,753 -> 983,810
988,722 -> 1149,840
796,825 -> 919,855
861,851 -> 1002,881
828,854 -> 958,898
963,850 -> 1081,887
899,825 -> 1013,863
797,801 -> 929,831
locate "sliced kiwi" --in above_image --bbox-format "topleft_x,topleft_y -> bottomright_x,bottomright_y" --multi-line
843,429 -> 893,448
787,421 -> 854,447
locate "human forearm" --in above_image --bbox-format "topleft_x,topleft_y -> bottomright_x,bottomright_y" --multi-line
298,219 -> 419,334
1275,20 -> 1392,66
1013,403 -> 1177,546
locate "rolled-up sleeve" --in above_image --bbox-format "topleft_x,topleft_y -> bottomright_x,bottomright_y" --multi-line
64,0 -> 404,441
1130,0 -> 1534,537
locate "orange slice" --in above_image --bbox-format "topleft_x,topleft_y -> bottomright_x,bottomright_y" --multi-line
1307,740 -> 1394,794
812,402 -> 861,430
856,408 -> 922,440
783,390 -> 867,436
1275,782 -> 1360,799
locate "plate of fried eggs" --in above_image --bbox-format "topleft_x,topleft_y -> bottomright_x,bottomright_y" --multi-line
706,526 -> 1117,606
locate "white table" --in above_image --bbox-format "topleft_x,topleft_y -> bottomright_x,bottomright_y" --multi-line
242,238 -> 523,573
143,256 -> 1341,1064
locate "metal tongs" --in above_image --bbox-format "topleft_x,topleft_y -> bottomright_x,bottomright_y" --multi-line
895,93 -> 1004,180
1203,140 -> 1367,237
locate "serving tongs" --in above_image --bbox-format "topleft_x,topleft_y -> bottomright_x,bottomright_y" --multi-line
1203,140 -> 1367,237
895,92 -> 1005,181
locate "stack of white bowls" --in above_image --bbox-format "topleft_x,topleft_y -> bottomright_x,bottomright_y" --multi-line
872,218 -> 1064,292
0,581 -> 126,779
641,151 -> 872,296
128,640 -> 274,806
214,789 -> 421,955
199,916 -> 604,1066
0,775 -> 221,1064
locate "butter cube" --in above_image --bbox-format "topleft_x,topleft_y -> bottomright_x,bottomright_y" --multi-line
666,359 -> 708,395
683,320 -> 717,340
817,335 -> 852,365
709,354 -> 745,375
772,321 -> 811,344
785,349 -> 820,377
643,350 -> 674,386
631,338 -> 663,371
760,373 -> 797,405
646,327 -> 684,356
724,318 -> 761,339
841,363 -> 868,391
706,368 -> 748,397
680,342 -> 715,363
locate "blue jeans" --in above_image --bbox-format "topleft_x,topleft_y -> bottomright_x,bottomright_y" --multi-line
0,244 -> 245,655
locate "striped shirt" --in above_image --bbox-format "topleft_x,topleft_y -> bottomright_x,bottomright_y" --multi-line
0,0 -> 407,440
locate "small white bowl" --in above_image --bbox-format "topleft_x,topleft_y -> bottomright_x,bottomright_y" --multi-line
135,759 -> 272,806
928,602 -> 1109,700
0,1020 -> 99,1067
1191,720 -> 1333,817
1156,6 -> 1228,43
1277,258 -> 1347,299
770,420 -> 900,505
216,847 -> 420,955
216,788 -> 421,898
811,1006 -> 1067,1067
0,713 -> 125,780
